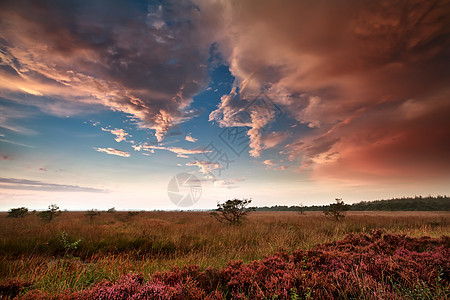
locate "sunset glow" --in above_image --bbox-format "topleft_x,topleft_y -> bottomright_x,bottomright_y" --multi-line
1,0 -> 449,210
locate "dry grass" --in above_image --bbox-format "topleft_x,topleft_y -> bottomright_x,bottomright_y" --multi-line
0,211 -> 448,296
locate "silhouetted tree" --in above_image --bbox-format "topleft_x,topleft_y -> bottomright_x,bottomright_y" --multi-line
323,198 -> 349,221
210,198 -> 254,225
297,203 -> 305,215
7,207 -> 28,218
38,204 -> 61,222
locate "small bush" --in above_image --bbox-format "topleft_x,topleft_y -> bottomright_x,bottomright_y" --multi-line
59,231 -> 81,256
7,207 -> 28,218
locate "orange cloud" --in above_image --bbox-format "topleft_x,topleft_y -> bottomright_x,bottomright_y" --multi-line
0,1 -> 220,141
211,0 -> 450,182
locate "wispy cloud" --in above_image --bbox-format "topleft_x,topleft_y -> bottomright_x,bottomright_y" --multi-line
263,160 -> 276,167
263,159 -> 288,171
186,160 -> 221,174
0,138 -> 33,148
262,131 -> 289,149
0,178 -> 107,193
95,147 -> 130,157
0,105 -> 38,135
275,165 -> 288,170
212,177 -> 245,189
134,144 -> 210,158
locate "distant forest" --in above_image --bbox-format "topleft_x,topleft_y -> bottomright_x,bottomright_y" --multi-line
255,196 -> 450,212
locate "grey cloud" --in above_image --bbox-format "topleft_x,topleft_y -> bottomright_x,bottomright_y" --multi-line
0,177 -> 107,193
0,0 -> 221,141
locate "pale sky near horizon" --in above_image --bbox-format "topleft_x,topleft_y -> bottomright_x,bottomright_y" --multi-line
1,0 -> 449,211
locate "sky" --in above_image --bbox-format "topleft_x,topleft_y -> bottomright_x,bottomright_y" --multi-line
0,0 -> 449,210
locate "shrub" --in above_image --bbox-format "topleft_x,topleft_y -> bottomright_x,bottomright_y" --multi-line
7,207 -> 28,218
210,198 -> 254,225
59,231 -> 81,256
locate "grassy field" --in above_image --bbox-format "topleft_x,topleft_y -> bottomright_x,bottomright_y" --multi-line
0,211 -> 449,298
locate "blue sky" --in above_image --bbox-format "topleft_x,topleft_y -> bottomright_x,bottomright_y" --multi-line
1,0 -> 449,210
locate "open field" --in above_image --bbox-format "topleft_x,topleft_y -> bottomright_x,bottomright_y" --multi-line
0,211 -> 449,299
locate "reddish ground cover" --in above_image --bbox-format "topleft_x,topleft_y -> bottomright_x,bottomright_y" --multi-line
10,231 -> 450,299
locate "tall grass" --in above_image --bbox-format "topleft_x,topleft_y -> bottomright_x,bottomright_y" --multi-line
0,211 -> 448,296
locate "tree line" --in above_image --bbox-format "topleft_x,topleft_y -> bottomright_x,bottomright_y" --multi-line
255,195 -> 450,212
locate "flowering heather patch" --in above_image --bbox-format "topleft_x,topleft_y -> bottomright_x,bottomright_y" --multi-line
12,231 -> 449,299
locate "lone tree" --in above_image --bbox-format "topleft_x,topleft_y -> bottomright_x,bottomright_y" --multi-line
85,209 -> 100,223
323,198 -> 349,221
7,207 -> 28,218
210,198 -> 254,225
297,203 -> 306,215
38,204 -> 61,223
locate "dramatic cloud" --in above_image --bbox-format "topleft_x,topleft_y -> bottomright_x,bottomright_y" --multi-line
211,0 -> 450,181
95,147 -> 130,158
1,0 -> 449,196
0,177 -> 106,193
209,88 -> 280,157
0,0 -> 223,141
